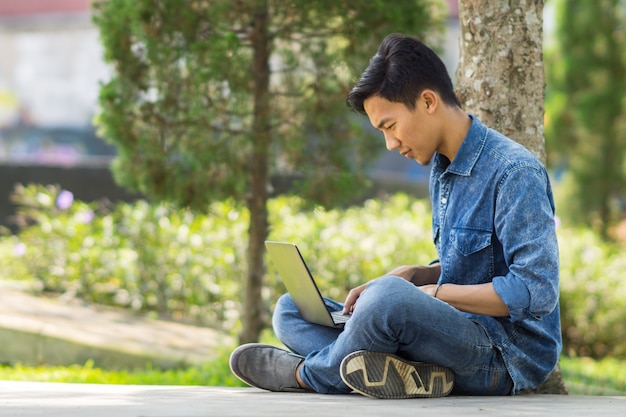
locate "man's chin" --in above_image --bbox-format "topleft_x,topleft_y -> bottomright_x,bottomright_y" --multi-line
414,155 -> 434,166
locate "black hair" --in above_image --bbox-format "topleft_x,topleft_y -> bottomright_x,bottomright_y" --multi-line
346,33 -> 461,114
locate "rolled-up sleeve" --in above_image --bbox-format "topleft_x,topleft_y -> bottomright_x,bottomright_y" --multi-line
493,164 -> 560,322
493,275 -> 532,322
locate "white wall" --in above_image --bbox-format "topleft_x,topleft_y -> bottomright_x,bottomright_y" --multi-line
0,14 -> 111,127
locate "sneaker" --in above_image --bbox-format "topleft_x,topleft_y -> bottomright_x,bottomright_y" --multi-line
340,350 -> 454,399
229,343 -> 308,392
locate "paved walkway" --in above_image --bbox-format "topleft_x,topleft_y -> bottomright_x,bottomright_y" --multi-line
1,382 -> 625,417
0,281 -> 232,369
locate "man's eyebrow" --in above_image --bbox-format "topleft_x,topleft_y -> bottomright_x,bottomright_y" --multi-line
376,118 -> 391,130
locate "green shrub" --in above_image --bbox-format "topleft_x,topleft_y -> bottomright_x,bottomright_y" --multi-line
2,184 -> 626,359
1,184 -> 247,330
557,228 -> 626,358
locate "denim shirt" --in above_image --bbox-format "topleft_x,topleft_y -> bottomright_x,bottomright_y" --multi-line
430,116 -> 562,393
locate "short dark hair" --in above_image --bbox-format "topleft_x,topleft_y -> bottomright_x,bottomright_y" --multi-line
346,33 -> 461,114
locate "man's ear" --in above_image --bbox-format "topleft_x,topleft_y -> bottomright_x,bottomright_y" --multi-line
421,90 -> 438,113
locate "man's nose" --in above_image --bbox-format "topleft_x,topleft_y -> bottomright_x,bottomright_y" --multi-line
384,134 -> 400,151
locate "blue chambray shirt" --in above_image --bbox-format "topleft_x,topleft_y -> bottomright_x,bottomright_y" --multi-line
430,115 -> 562,393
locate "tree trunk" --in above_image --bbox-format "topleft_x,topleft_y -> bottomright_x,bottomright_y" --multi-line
455,0 -> 567,394
240,0 -> 271,344
456,0 -> 546,163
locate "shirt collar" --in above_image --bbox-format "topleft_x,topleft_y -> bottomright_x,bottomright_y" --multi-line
433,115 -> 487,176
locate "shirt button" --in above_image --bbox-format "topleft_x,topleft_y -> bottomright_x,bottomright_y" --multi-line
441,197 -> 447,204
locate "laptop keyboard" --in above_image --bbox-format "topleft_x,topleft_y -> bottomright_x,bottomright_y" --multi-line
331,310 -> 352,324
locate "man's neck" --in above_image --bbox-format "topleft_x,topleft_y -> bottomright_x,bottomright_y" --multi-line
437,107 -> 471,163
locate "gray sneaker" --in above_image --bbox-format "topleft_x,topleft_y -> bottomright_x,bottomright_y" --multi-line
340,350 -> 454,399
229,343 -> 308,392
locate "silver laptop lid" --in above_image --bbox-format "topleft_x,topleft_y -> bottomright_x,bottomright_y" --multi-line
265,241 -> 336,328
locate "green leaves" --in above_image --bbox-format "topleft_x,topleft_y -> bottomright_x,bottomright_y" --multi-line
91,0 -> 445,209
545,0 -> 626,237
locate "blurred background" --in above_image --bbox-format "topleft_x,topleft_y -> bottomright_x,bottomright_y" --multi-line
0,0 -> 118,166
2,1 -> 623,238
0,0 -> 464,229
0,0 -> 132,231
0,1 -> 107,129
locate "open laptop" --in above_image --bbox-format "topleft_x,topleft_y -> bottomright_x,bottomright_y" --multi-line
265,241 -> 351,329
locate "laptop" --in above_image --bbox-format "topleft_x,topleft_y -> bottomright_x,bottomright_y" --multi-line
265,241 -> 351,329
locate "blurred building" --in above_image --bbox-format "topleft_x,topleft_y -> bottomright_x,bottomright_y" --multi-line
0,0 -> 114,166
0,1 -> 108,127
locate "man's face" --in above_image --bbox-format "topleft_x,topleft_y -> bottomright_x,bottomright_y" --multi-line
363,95 -> 438,165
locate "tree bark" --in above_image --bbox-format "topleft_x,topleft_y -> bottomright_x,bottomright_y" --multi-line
240,0 -> 271,344
456,0 -> 546,163
455,0 -> 567,394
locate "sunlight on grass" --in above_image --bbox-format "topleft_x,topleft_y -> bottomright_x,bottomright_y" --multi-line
559,356 -> 626,395
0,348 -> 245,387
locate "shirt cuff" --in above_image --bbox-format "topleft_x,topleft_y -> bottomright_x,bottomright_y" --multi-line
492,276 -> 533,322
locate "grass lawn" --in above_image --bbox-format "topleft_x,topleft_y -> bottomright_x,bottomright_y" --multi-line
0,345 -> 243,387
559,356 -> 626,395
0,352 -> 623,396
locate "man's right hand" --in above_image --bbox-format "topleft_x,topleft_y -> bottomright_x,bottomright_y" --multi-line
341,263 -> 441,314
386,264 -> 441,286
342,281 -> 369,315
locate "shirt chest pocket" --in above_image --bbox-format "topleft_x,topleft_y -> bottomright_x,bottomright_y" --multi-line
446,227 -> 494,283
450,227 -> 492,255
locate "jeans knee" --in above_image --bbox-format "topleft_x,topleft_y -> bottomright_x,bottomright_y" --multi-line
363,276 -> 416,308
272,294 -> 296,338
351,276 -> 420,331
274,293 -> 297,314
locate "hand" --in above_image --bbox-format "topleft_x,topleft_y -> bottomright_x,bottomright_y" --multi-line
385,265 -> 417,282
342,281 -> 371,314
418,283 -> 439,297
386,264 -> 441,286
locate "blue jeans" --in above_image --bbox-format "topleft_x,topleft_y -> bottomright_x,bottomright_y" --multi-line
272,276 -> 513,395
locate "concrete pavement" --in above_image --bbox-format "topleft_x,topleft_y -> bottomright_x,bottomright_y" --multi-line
0,381 -> 625,417
0,281 -> 233,369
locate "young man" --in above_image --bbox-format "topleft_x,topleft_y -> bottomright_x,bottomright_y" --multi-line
230,33 -> 561,399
